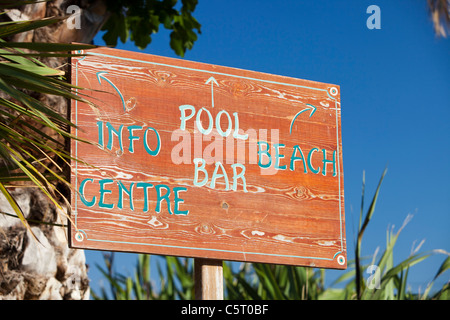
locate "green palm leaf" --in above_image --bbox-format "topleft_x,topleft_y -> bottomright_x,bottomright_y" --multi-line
0,10 -> 96,234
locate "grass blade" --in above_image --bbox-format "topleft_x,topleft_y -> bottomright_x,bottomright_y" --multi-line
355,167 -> 388,299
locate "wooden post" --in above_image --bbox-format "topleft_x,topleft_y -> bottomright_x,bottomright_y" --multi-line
194,258 -> 223,300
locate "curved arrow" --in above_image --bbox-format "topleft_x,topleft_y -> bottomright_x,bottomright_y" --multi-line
289,104 -> 317,135
205,76 -> 219,108
96,71 -> 126,111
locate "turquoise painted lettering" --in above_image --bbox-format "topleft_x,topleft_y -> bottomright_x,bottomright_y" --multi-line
136,182 -> 154,212
105,122 -> 124,152
257,141 -> 272,168
98,122 -> 160,156
179,104 -> 195,130
178,105 -> 248,140
98,179 -> 114,209
155,184 -> 173,215
77,179 -> 190,215
118,181 -> 134,210
196,107 -> 213,135
193,159 -> 248,192
274,143 -> 286,170
231,163 -> 248,192
307,148 -> 320,174
216,110 -> 232,137
233,112 -> 248,140
173,187 -> 189,215
253,142 -> 337,177
210,161 -> 229,190
144,127 -> 161,156
79,178 -> 96,207
322,149 -> 337,176
193,158 -> 208,187
96,121 -> 104,148
290,145 -> 307,173
127,125 -> 142,153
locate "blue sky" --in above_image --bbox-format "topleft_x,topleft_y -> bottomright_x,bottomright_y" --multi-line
85,0 -> 449,295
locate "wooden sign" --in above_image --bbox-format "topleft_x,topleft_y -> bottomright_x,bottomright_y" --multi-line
70,46 -> 346,269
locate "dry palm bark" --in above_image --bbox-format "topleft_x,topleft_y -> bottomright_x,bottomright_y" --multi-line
0,0 -> 109,300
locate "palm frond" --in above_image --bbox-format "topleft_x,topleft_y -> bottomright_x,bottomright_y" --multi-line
428,0 -> 450,37
0,9 -> 96,234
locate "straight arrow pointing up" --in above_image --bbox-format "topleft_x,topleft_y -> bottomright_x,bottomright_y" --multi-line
205,76 -> 219,108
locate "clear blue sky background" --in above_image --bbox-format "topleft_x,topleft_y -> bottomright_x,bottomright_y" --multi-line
85,0 -> 449,296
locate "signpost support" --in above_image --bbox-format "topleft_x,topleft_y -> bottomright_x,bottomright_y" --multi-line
194,258 -> 223,300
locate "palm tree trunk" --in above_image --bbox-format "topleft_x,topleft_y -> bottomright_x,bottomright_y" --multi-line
0,0 -> 109,300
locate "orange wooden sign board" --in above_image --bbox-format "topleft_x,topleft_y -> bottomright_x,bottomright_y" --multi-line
70,46 -> 346,269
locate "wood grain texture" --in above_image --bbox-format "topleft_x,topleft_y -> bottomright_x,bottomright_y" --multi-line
195,259 -> 223,300
69,46 -> 346,269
